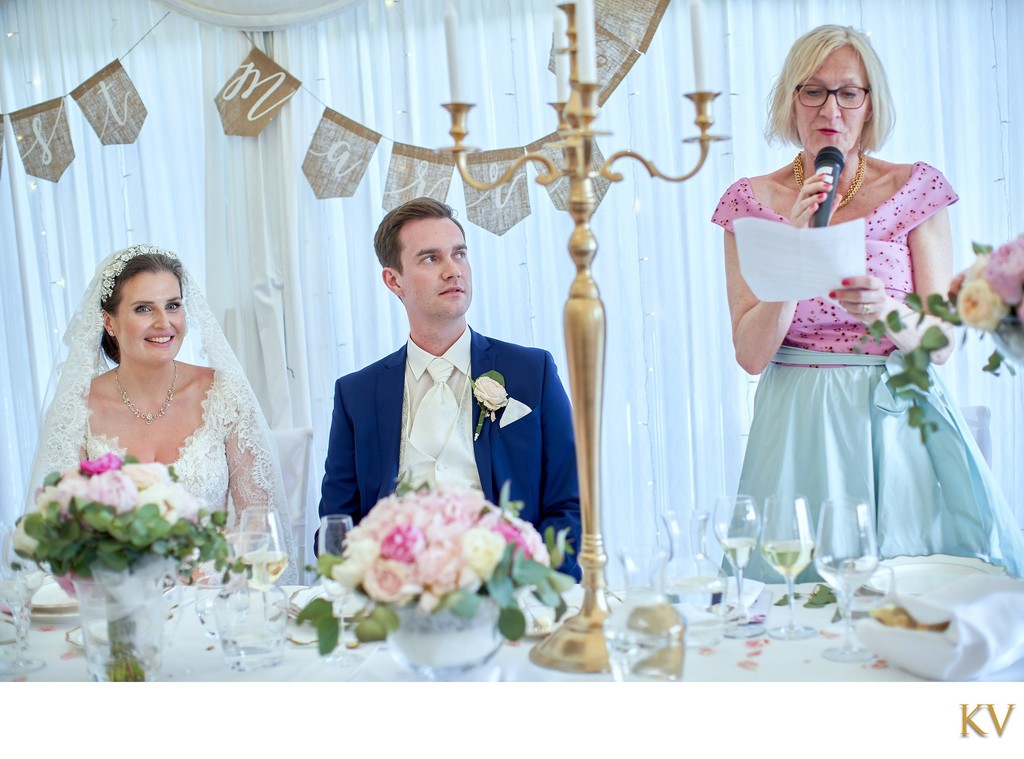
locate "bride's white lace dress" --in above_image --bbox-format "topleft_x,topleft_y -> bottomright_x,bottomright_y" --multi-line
29,244 -> 298,585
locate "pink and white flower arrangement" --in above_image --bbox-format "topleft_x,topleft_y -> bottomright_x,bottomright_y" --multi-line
953,237 -> 1024,331
303,485 -> 574,649
15,454 -> 230,582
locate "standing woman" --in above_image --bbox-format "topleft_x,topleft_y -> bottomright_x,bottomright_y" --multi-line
711,24 -> 1023,581
29,244 -> 297,583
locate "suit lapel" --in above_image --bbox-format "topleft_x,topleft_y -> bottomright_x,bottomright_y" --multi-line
376,345 -> 406,499
470,330 -> 496,503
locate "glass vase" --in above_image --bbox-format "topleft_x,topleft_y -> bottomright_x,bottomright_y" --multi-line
71,558 -> 175,682
992,314 -> 1024,368
387,598 -> 503,680
663,509 -> 727,647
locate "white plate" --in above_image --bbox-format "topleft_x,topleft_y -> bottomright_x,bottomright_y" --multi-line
31,577 -> 78,619
881,554 -> 1006,595
287,586 -> 364,620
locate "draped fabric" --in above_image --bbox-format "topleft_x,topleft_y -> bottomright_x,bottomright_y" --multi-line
2,1 -> 1022,580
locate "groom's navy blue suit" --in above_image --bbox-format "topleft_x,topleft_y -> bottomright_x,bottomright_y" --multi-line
319,329 -> 582,578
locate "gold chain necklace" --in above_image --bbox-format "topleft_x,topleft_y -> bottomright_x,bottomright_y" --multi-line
116,360 -> 177,425
793,152 -> 866,213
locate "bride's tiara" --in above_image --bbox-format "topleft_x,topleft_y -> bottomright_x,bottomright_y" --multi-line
99,244 -> 178,305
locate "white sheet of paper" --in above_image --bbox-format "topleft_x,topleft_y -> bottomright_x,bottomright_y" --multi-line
732,216 -> 867,302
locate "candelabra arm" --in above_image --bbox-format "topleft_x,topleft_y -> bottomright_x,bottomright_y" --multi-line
599,141 -> 711,184
451,149 -> 563,190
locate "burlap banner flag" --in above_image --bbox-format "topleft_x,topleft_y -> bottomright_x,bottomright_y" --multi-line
215,47 -> 301,136
598,0 -> 671,54
525,132 -> 610,213
71,59 -> 147,145
382,143 -> 454,212
302,108 -> 381,199
9,97 -> 75,182
463,148 -> 531,236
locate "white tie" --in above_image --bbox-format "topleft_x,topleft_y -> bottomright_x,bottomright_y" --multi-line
409,357 -> 458,460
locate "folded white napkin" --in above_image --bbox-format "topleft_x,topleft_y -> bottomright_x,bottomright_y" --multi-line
500,398 -> 532,427
856,575 -> 1024,681
724,577 -> 765,611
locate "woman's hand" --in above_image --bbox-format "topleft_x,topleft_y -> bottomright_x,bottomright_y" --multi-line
790,173 -> 839,228
829,275 -> 889,322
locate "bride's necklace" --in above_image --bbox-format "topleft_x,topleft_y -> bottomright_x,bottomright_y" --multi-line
793,152 -> 867,213
116,360 -> 177,425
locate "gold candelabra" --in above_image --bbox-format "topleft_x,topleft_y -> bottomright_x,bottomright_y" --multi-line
443,4 -> 726,673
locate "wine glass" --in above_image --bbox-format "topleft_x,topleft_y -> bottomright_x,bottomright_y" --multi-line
760,494 -> 817,640
0,524 -> 46,675
317,514 -> 356,665
814,496 -> 879,662
237,511 -> 289,588
712,495 -> 765,638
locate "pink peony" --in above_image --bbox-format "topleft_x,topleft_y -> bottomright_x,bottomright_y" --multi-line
380,524 -> 427,563
494,520 -> 532,557
80,452 -> 123,475
983,238 -> 1024,306
362,559 -> 412,604
85,469 -> 140,514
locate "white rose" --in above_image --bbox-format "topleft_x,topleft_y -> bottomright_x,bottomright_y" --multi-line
13,518 -> 38,556
958,277 -> 1009,331
473,376 -> 508,411
137,482 -> 205,525
461,527 -> 506,580
121,462 -> 172,490
331,539 -> 380,589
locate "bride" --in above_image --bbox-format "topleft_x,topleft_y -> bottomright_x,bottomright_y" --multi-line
29,244 -> 297,583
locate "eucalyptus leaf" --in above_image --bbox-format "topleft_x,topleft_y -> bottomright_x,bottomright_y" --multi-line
498,606 -> 526,641
803,584 -> 837,608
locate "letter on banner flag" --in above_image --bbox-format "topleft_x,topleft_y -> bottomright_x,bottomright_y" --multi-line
525,132 -> 610,213
382,143 -> 454,212
71,59 -> 147,144
215,47 -> 301,136
9,97 -> 75,182
463,148 -> 531,236
302,108 -> 381,199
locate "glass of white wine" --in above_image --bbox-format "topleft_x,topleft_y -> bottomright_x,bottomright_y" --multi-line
238,512 -> 290,589
712,495 -> 765,638
760,494 -> 816,640
814,497 -> 879,662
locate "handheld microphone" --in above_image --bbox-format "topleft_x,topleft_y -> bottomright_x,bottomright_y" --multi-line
810,146 -> 846,227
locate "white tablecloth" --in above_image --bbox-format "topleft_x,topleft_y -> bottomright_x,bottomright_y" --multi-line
4,582 -> 1023,682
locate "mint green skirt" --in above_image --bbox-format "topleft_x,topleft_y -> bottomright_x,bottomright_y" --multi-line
738,346 -> 1024,583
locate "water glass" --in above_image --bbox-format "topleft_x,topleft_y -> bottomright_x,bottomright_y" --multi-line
0,525 -> 45,676
194,574 -> 230,639
604,546 -> 685,682
213,583 -> 288,671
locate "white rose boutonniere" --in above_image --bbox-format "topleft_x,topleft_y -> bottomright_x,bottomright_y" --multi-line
471,370 -> 509,440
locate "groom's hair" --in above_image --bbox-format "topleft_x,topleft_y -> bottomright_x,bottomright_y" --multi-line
374,197 -> 465,273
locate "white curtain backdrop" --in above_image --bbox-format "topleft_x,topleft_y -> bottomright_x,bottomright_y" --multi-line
2,0 -> 1021,579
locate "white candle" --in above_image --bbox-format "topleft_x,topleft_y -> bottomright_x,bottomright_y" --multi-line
690,0 -> 707,92
575,0 -> 597,85
554,9 -> 570,102
444,3 -> 464,102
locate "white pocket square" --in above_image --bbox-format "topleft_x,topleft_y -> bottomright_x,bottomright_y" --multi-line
500,398 -> 532,427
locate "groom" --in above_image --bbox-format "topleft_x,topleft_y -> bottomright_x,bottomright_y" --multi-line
318,197 -> 581,578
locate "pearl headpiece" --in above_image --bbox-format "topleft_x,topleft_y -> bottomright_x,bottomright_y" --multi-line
99,244 -> 177,306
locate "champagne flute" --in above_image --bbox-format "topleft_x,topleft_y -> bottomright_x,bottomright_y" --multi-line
814,497 -> 879,662
0,525 -> 46,675
317,514 -> 356,665
760,494 -> 816,640
238,511 -> 289,588
712,495 -> 765,638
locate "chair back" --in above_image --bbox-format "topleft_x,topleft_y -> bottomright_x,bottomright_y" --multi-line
272,427 -> 315,584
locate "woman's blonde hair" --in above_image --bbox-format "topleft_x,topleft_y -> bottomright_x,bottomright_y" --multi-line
765,24 -> 894,154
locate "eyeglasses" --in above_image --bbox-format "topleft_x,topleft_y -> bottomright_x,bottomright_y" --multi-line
795,84 -> 871,109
